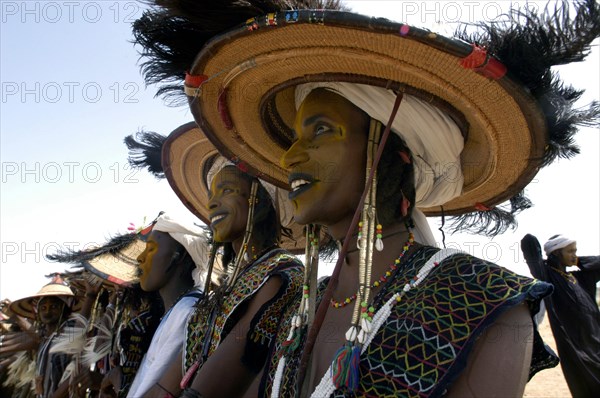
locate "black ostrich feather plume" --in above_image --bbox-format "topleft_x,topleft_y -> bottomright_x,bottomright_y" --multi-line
449,0 -> 600,236
124,131 -> 168,179
448,191 -> 533,237
46,233 -> 139,264
133,1 -> 598,237
133,0 -> 347,105
455,0 -> 600,166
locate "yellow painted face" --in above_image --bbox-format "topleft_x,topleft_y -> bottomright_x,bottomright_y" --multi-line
136,230 -> 180,292
207,166 -> 251,243
281,89 -> 369,236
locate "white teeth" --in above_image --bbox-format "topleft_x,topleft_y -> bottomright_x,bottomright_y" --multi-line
211,214 -> 226,223
291,179 -> 311,191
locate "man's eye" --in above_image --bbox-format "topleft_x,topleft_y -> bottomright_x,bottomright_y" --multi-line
315,125 -> 332,136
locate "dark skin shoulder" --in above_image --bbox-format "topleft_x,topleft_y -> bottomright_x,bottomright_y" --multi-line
143,276 -> 284,398
189,276 -> 282,398
447,303 -> 533,397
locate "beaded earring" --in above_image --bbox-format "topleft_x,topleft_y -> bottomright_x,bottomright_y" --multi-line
375,223 -> 383,251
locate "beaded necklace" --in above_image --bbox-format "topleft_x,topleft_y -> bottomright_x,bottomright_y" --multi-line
552,267 -> 577,284
330,233 -> 415,308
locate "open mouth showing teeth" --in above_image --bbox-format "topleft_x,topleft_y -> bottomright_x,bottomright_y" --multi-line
210,214 -> 227,224
288,174 -> 316,199
291,179 -> 311,191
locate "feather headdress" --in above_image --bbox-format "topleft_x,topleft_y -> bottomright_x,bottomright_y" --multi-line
132,0 -> 347,105
448,0 -> 600,234
124,130 -> 168,179
132,0 -> 599,237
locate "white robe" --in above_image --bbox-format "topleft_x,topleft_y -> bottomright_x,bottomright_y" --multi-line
126,292 -> 200,397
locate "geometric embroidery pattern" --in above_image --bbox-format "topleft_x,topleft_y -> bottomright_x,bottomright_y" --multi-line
262,246 -> 554,397
184,248 -> 303,373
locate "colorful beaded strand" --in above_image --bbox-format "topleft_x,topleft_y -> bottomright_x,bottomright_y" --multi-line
331,119 -> 380,391
330,233 -> 415,307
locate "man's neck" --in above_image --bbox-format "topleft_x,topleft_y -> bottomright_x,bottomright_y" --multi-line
159,277 -> 194,314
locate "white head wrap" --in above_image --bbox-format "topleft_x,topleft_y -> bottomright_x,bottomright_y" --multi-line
295,83 -> 465,246
153,213 -> 210,286
543,235 -> 576,256
206,155 -> 294,229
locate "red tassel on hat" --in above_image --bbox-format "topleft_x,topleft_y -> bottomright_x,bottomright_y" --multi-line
460,44 -> 507,80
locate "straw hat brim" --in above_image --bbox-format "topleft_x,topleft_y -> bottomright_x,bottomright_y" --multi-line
186,10 -> 546,216
161,122 -> 308,253
81,239 -> 144,286
9,284 -> 76,320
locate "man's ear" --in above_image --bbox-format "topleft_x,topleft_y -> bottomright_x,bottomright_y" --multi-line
165,248 -> 183,274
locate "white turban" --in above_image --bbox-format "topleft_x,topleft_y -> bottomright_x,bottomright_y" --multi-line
544,235 -> 576,256
206,155 -> 294,229
295,83 -> 465,246
153,213 -> 210,286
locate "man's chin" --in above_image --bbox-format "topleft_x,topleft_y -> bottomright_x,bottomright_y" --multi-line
292,211 -> 312,226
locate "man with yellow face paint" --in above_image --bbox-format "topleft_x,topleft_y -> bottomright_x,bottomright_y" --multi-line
126,214 -> 207,398
129,1 -> 598,397
123,125 -> 305,398
522,234 -> 600,396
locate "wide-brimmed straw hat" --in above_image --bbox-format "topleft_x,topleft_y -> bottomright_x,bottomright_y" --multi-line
133,2 -> 599,235
185,10 -> 548,218
82,240 -> 143,286
162,122 -> 309,253
46,233 -> 144,288
10,277 -> 76,319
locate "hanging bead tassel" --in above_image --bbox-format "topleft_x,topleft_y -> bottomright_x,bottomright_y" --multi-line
242,242 -> 250,262
349,344 -> 361,390
357,221 -> 363,249
330,341 -> 361,391
331,342 -> 353,389
331,325 -> 362,391
282,314 -> 304,353
284,330 -> 303,353
375,224 -> 383,251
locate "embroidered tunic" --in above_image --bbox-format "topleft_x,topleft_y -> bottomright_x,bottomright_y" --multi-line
262,246 -> 558,397
183,248 -> 304,379
116,308 -> 161,397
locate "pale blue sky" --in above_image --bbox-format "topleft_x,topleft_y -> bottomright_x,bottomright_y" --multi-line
1,1 -> 598,300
